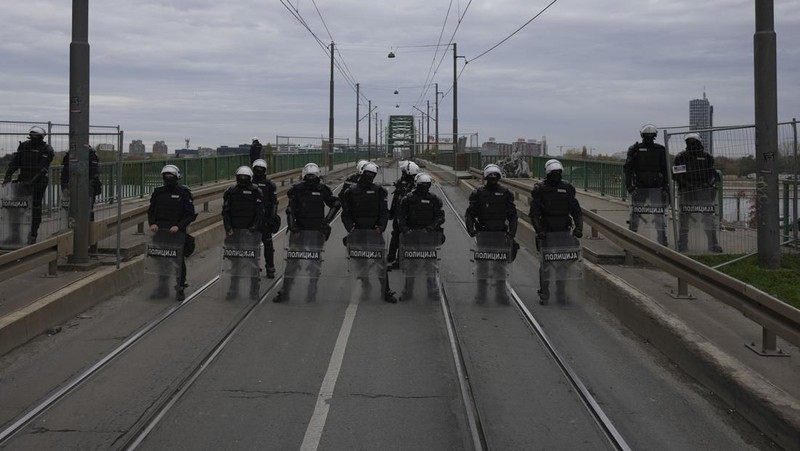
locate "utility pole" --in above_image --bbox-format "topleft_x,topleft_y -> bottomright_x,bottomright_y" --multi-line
367,99 -> 372,160
435,83 -> 441,152
68,0 -> 90,264
754,0 -> 780,268
355,83 -> 360,156
452,42 -> 458,153
426,100 -> 430,154
375,111 -> 378,159
328,41 -> 334,171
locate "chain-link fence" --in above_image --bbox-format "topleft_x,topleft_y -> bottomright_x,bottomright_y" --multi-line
664,120 -> 799,258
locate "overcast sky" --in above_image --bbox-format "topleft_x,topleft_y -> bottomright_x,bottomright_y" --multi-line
1,0 -> 799,156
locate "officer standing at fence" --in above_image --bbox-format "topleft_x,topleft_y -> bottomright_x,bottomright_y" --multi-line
60,144 -> 101,221
529,159 -> 583,304
277,163 -> 341,302
249,137 -> 263,164
624,124 -> 670,246
222,166 -> 264,299
252,159 -> 279,277
465,164 -> 519,300
672,133 -> 722,253
397,172 -> 445,299
341,162 -> 397,303
2,126 -> 55,244
387,161 -> 419,270
148,164 -> 197,301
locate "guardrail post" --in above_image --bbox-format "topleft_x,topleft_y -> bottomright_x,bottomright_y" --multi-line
136,221 -> 144,235
590,209 -> 600,239
203,201 -> 210,212
668,277 -> 694,300
746,328 -> 789,357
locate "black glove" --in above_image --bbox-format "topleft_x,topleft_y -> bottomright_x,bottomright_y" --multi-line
401,226 -> 411,234
320,223 -> 332,240
465,215 -> 477,237
536,231 -> 546,241
289,225 -> 300,233
424,225 -> 436,233
573,229 -> 583,238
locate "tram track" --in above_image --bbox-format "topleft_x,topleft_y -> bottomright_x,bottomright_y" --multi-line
0,172 -> 350,450
433,175 -> 631,451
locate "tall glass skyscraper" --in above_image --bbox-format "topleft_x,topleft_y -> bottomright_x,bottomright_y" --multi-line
689,92 -> 714,154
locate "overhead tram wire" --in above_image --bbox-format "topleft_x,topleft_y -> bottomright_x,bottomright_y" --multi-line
468,0 -> 558,63
279,0 -> 367,98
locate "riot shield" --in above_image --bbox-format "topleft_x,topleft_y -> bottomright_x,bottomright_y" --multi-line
539,231 -> 583,304
399,230 -> 441,300
347,229 -> 387,301
472,231 -> 511,303
281,230 -> 325,302
144,230 -> 185,300
677,188 -> 721,254
220,230 -> 262,301
0,183 -> 33,250
630,188 -> 668,246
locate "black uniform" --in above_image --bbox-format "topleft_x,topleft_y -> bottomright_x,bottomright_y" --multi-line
249,140 -> 263,164
279,178 -> 341,302
529,178 -> 583,303
253,173 -> 279,274
60,149 -> 101,221
387,172 -> 416,267
465,181 -> 518,300
3,137 -> 55,243
338,172 -> 360,202
147,183 -> 197,298
623,138 -> 670,245
397,185 -> 445,299
341,176 -> 395,302
672,142 -> 721,252
222,182 -> 264,299
286,179 -> 340,233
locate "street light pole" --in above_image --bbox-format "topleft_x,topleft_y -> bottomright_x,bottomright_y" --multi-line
328,41 -> 334,171
367,99 -> 372,160
435,83 -> 441,151
355,83 -> 360,156
426,100 -> 430,154
452,42 -> 458,153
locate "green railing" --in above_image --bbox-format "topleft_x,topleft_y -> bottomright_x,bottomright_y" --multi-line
30,151 -> 364,213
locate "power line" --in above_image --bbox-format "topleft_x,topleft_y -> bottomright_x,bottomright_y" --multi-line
468,0 -> 558,63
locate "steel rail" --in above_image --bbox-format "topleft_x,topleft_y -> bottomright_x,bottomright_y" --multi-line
0,275 -> 221,445
464,168 -> 800,350
122,277 -> 284,450
435,179 -> 631,451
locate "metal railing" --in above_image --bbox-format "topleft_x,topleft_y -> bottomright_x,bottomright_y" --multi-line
454,165 -> 800,355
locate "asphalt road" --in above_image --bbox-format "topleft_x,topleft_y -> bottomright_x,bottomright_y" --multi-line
0,174 -> 773,450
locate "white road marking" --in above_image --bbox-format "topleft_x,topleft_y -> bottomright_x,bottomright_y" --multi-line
300,300 -> 359,451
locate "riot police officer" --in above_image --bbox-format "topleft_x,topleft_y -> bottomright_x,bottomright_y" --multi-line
387,161 -> 419,270
147,164 -> 197,301
249,137 -> 263,164
222,166 -> 264,300
624,124 -> 670,246
277,163 -> 341,302
60,144 -> 101,221
529,159 -> 583,304
2,126 -> 55,244
252,159 -> 279,277
672,133 -> 722,253
339,159 -> 369,202
341,162 -> 397,303
397,172 -> 445,299
465,164 -> 519,300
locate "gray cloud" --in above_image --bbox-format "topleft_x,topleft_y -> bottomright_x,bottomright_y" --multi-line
1,0 -> 798,156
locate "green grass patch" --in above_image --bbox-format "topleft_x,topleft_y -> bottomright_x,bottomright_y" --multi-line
693,253 -> 800,309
